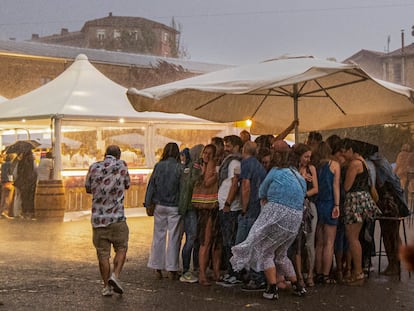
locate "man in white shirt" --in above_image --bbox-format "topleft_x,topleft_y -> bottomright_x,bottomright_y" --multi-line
216,135 -> 243,287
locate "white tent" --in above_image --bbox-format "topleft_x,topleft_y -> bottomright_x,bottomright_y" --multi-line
0,54 -> 223,176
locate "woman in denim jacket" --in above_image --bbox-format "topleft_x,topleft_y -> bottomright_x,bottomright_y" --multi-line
146,142 -> 183,280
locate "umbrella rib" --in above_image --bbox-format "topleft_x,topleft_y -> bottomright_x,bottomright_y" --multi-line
313,79 -> 347,115
302,77 -> 368,96
195,94 -> 226,111
251,89 -> 272,119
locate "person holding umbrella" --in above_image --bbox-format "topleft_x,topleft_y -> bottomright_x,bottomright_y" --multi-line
13,150 -> 37,219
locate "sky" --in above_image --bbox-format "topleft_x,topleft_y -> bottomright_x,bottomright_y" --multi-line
0,0 -> 414,65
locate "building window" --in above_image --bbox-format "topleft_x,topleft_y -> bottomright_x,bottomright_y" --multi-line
97,29 -> 106,41
393,63 -> 402,84
163,32 -> 169,42
114,30 -> 121,39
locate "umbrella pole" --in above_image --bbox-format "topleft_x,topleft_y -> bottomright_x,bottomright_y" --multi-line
293,84 -> 299,143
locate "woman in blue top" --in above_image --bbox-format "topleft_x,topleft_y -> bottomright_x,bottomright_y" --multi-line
314,142 -> 340,284
230,148 -> 307,300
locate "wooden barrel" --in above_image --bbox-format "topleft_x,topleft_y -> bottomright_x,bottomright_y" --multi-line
35,180 -> 66,221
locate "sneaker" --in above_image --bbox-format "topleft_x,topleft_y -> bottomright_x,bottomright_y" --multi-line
216,276 -> 243,287
241,280 -> 267,292
215,273 -> 230,285
179,271 -> 198,283
262,284 -> 279,300
108,273 -> 124,294
101,286 -> 113,297
292,282 -> 307,297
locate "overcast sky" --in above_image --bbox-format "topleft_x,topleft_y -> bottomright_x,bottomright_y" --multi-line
0,0 -> 413,65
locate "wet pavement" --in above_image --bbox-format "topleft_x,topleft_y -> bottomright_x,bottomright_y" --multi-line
0,215 -> 414,310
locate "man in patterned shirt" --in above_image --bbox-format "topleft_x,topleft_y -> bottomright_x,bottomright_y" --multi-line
85,145 -> 131,297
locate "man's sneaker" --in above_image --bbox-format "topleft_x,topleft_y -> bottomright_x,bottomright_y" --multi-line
262,284 -> 279,300
216,276 -> 243,287
101,286 -> 113,297
215,273 -> 230,285
108,273 -> 124,294
292,282 -> 306,297
241,280 -> 267,292
179,271 -> 198,283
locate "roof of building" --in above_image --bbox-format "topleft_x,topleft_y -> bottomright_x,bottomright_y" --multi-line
33,31 -> 85,42
343,49 -> 386,63
81,14 -> 178,33
0,39 -> 229,73
387,43 -> 414,57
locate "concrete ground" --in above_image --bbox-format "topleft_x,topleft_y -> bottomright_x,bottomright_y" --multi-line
0,214 -> 414,311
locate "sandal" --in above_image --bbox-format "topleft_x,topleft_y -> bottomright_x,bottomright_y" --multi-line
276,280 -> 291,290
199,279 -> 212,286
297,278 -> 306,288
306,277 -> 315,287
344,272 -> 365,286
322,275 -> 336,284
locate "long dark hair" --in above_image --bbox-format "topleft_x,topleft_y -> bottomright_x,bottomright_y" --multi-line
292,143 -> 312,167
161,142 -> 180,162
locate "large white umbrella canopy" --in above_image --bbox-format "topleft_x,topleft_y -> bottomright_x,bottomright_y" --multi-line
127,55 -> 414,137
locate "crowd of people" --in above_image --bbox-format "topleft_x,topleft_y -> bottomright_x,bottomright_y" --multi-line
139,125 -> 409,301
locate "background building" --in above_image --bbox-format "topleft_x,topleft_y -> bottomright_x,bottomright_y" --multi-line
345,43 -> 414,88
30,12 -> 180,58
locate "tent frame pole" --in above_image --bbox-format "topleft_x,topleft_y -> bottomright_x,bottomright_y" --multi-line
52,117 -> 62,180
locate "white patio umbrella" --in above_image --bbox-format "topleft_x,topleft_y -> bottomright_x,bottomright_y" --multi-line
127,55 -> 414,141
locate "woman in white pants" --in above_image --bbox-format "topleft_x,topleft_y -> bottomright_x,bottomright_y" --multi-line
145,143 -> 183,280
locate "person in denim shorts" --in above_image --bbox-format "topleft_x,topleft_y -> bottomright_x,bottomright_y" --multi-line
85,145 -> 130,296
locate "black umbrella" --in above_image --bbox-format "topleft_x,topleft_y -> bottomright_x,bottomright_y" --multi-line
5,140 -> 41,154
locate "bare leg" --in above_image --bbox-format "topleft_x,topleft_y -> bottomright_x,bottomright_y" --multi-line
98,258 -> 111,287
113,248 -> 127,278
199,216 -> 213,285
315,224 -> 323,275
264,266 -> 277,285
346,223 -> 363,276
322,224 -> 337,276
212,244 -> 222,281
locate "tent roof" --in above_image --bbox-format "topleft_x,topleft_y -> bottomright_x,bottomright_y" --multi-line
0,54 -> 206,123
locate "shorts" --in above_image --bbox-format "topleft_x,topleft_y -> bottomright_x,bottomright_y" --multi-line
93,221 -> 129,260
344,191 -> 378,224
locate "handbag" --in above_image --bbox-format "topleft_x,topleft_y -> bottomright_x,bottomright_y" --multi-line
191,179 -> 218,210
